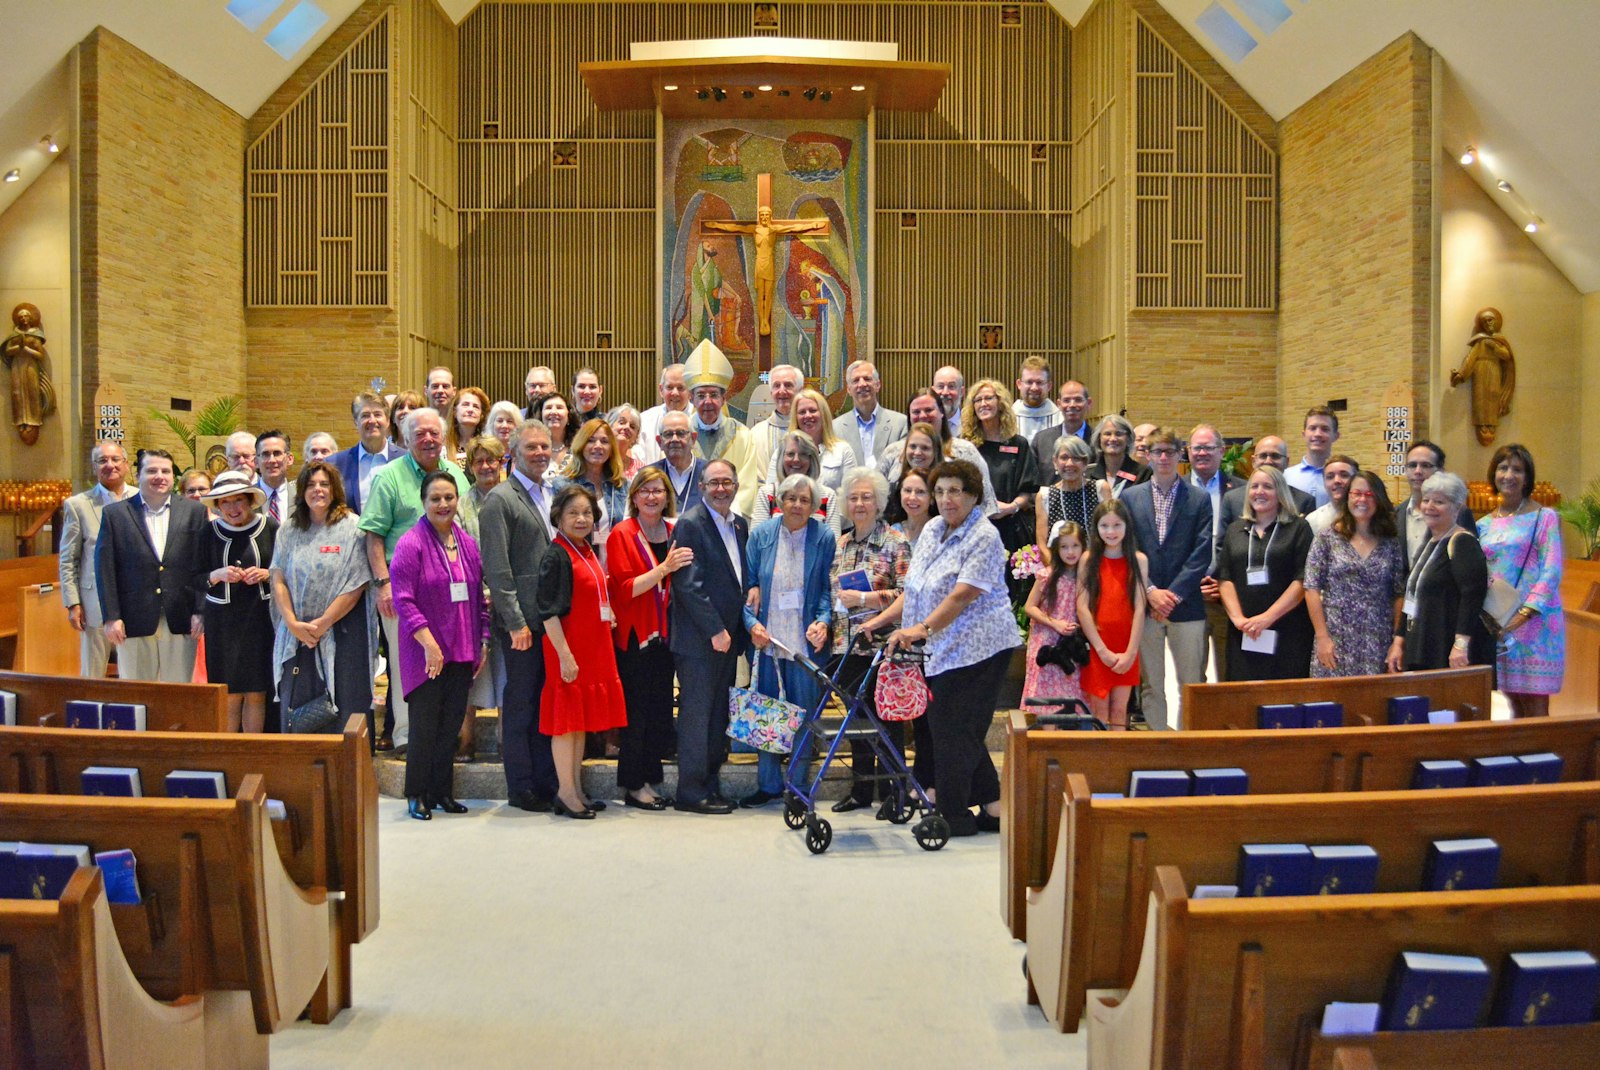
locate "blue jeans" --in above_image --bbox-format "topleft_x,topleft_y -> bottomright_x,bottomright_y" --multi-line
749,652 -> 823,794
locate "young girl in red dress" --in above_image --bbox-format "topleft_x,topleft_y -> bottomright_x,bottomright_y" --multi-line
1076,500 -> 1149,729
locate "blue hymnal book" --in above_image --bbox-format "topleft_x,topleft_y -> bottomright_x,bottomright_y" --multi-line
1128,770 -> 1191,798
1490,950 -> 1600,1028
1423,837 -> 1501,891
1301,701 -> 1344,728
266,798 -> 289,821
837,568 -> 872,594
1519,752 -> 1565,784
1091,792 -> 1125,800
1320,1001 -> 1380,1036
1412,759 -> 1470,790
64,700 -> 102,729
0,842 -> 23,898
1238,843 -> 1313,897
0,689 -> 15,726
165,770 -> 227,799
1382,951 -> 1492,1031
80,766 -> 143,797
1257,703 -> 1303,730
1388,695 -> 1430,725
16,843 -> 92,900
93,849 -> 142,905
100,702 -> 147,731
1310,845 -> 1380,895
1191,767 -> 1249,796
1470,755 -> 1532,787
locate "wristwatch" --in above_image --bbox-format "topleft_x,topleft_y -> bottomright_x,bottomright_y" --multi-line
377,576 -> 391,588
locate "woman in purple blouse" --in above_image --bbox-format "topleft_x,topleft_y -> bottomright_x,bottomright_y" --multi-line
391,470 -> 491,821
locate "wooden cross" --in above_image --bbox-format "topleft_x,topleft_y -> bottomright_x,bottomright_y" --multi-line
700,173 -> 830,342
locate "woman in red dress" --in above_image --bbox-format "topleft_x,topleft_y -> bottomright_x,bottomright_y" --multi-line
1076,499 -> 1149,729
536,484 -> 627,818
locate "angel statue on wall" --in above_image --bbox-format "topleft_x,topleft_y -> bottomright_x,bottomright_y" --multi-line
2,302 -> 56,445
1450,306 -> 1516,446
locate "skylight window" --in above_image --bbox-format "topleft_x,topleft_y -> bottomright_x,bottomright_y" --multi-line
1234,0 -> 1292,35
263,0 -> 329,59
1196,3 -> 1258,63
226,0 -> 284,32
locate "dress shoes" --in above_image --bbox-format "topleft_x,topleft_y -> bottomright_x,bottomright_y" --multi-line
624,793 -> 669,811
674,797 -> 736,815
506,791 -> 553,813
587,799 -> 608,812
375,733 -> 395,753
740,789 -> 780,809
974,809 -> 1002,833
831,796 -> 868,814
407,797 -> 431,821
552,798 -> 596,820
431,796 -> 469,814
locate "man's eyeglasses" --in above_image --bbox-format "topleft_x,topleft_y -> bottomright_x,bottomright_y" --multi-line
703,478 -> 737,489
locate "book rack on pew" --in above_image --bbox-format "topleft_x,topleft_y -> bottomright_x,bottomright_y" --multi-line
1180,666 -> 1493,732
0,669 -> 229,733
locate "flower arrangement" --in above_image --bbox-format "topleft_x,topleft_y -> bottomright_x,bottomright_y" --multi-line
1010,543 -> 1047,581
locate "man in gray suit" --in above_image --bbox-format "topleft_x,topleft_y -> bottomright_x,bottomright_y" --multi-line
59,440 -> 135,676
831,360 -> 908,470
477,419 -> 561,811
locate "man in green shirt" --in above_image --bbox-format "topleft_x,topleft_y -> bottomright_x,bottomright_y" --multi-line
359,406 -> 472,749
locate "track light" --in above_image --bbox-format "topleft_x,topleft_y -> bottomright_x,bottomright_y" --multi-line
741,89 -> 754,99
3,170 -> 17,183
820,90 -> 831,102
1496,180 -> 1512,193
1525,221 -> 1540,234
1459,146 -> 1475,166
40,135 -> 58,154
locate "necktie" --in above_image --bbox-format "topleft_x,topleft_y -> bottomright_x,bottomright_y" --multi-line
268,490 -> 280,522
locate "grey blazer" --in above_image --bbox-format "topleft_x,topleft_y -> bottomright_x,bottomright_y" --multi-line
59,484 -> 128,627
832,405 -> 909,468
478,476 -> 554,637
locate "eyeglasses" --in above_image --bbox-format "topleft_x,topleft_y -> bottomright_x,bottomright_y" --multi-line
1347,490 -> 1377,501
1255,451 -> 1285,461
1405,461 -> 1437,470
703,478 -> 737,489
1146,447 -> 1179,458
1187,444 -> 1220,453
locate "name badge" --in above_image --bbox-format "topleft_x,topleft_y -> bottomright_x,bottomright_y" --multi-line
1246,567 -> 1269,586
450,581 -> 469,603
600,604 -> 615,624
778,590 -> 802,611
318,545 -> 341,554
1000,444 -> 1020,454
1403,597 -> 1417,618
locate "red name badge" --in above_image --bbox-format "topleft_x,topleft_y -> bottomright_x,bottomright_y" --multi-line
318,545 -> 342,554
1000,444 -> 1019,454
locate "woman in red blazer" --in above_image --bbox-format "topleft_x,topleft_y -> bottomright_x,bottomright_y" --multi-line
606,467 -> 694,810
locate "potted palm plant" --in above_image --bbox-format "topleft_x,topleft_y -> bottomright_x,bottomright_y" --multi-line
1555,479 -> 1600,560
147,396 -> 245,473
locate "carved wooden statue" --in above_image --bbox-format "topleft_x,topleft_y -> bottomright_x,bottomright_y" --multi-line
704,201 -> 830,337
1,302 -> 56,445
1450,306 -> 1516,446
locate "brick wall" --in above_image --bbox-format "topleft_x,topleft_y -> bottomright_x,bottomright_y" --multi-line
1124,311 -> 1279,440
78,28 -> 247,470
245,309 -> 401,448
1278,34 -> 1433,487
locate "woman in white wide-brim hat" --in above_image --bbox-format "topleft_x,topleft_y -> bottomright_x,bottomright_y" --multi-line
198,470 -> 278,732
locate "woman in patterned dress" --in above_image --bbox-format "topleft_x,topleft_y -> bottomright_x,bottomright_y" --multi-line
1477,445 -> 1564,717
1304,470 -> 1405,677
1034,433 -> 1100,558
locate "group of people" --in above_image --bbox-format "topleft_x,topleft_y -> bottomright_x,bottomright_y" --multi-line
56,345 -> 1566,831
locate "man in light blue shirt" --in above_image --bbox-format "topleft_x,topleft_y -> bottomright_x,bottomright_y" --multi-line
1284,405 -> 1340,508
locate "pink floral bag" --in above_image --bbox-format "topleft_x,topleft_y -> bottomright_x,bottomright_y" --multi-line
875,658 -> 930,721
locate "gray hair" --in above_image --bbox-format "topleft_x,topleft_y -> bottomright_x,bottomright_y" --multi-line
658,362 -> 685,387
841,466 -> 890,514
1054,434 -> 1093,462
768,363 -> 804,388
89,439 -> 127,463
402,406 -> 445,444
776,429 -> 823,480
1241,465 -> 1301,521
605,403 -> 641,429
225,430 -> 256,455
487,400 -> 523,429
516,417 -> 551,442
302,431 -> 338,456
1420,471 -> 1469,511
1094,413 -> 1135,451
845,359 -> 879,384
775,472 -> 818,508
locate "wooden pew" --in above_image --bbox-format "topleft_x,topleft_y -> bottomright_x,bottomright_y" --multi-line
0,775 -> 335,1035
1027,779 -> 1600,1032
1087,867 -> 1600,1070
1001,713 -> 1600,940
1181,666 -> 1494,731
0,866 -> 266,1070
0,714 -> 379,1022
0,669 -> 229,733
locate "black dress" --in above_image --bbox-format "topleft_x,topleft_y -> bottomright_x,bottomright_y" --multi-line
1217,515 -> 1314,681
1087,457 -> 1150,499
201,515 -> 278,693
977,435 -> 1040,600
1401,529 -> 1494,672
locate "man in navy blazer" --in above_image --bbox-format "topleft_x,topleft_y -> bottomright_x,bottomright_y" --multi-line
1188,424 -> 1245,682
1122,428 -> 1213,730
646,410 -> 706,516
95,448 -> 209,683
329,391 -> 405,513
669,459 -> 755,813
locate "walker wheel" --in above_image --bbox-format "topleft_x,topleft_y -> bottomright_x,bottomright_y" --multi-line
887,786 -> 916,825
913,815 -> 950,851
804,816 -> 833,854
783,794 -> 806,829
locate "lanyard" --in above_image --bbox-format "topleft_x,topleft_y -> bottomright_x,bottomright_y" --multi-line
1245,520 -> 1278,574
631,523 -> 669,627
559,533 -> 612,619
1405,534 -> 1446,601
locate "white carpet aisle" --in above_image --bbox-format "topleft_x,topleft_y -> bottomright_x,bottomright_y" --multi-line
272,799 -> 1084,1069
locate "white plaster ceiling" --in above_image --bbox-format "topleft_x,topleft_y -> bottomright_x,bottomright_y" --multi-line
2,0 -> 1595,292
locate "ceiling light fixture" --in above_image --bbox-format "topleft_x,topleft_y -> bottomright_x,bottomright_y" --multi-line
1524,222 -> 1539,234
40,135 -> 59,154
850,84 -> 866,92
1459,146 -> 1475,166
1496,180 -> 1513,193
3,170 -> 18,183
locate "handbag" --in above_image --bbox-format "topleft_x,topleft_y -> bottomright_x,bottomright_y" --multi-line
1480,513 -> 1541,634
875,655 -> 930,721
281,644 -> 340,734
727,652 -> 806,754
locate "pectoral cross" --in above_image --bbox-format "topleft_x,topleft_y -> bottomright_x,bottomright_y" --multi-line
701,174 -> 830,339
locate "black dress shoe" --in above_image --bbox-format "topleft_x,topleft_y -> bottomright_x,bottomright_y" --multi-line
740,789 -> 780,809
552,798 -> 595,820
624,793 -> 669,811
675,797 -> 735,815
434,797 -> 468,814
707,794 -> 734,810
974,810 -> 1002,833
507,791 -> 553,813
587,799 -> 608,812
831,796 -> 868,813
407,797 -> 431,821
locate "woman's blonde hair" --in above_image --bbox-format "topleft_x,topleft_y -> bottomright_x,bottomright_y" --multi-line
562,418 -> 626,487
960,378 -> 1018,444
792,388 -> 842,450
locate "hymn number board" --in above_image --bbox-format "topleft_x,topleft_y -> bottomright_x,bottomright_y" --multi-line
92,381 -> 129,442
1381,382 -> 1412,496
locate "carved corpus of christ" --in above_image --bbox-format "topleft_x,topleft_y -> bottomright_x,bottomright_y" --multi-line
701,177 -> 830,336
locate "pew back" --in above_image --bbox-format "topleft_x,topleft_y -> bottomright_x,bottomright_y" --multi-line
1001,713 -> 1600,939
1029,778 -> 1600,1032
0,555 -> 56,646
1180,667 -> 1493,732
1087,868 -> 1600,1070
0,669 -> 229,733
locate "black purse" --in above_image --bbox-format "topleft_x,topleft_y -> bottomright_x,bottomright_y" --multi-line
281,644 -> 339,734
